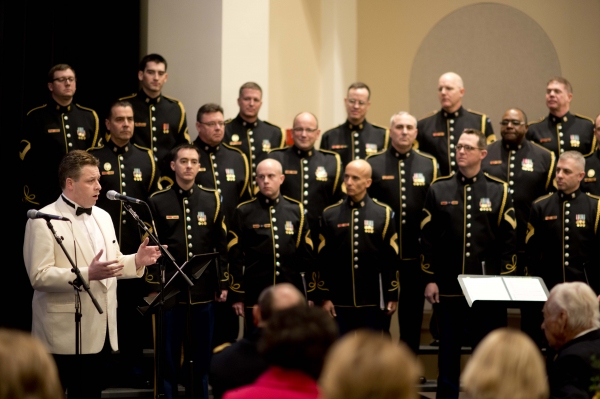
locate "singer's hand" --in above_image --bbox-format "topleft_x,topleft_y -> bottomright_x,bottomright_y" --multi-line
88,249 -> 123,280
216,290 -> 228,302
322,300 -> 336,317
385,301 -> 398,315
232,302 -> 244,316
135,237 -> 161,269
425,282 -> 440,304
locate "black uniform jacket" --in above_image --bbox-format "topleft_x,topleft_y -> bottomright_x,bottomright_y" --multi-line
421,171 -> 517,295
367,147 -> 438,262
525,189 -> 600,292
88,140 -> 158,254
265,145 -> 343,243
482,139 -> 555,254
193,138 -> 252,223
227,193 -> 314,305
317,194 -> 399,307
547,329 -> 600,399
320,119 -> 389,168
527,111 -> 596,157
582,149 -> 600,196
21,98 -> 99,207
417,107 -> 495,177
120,90 -> 190,175
224,114 -> 285,176
148,183 -> 227,303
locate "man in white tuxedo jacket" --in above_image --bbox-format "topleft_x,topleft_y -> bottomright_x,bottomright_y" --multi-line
23,150 -> 161,399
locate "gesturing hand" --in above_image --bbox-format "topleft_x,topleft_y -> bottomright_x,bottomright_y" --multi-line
88,249 -> 123,280
135,237 -> 162,269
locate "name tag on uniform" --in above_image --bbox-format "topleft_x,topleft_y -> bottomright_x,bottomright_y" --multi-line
433,132 -> 445,137
285,170 -> 298,175
585,177 -> 596,182
102,171 -> 114,175
166,215 -> 180,220
331,145 -> 347,149
539,138 -> 552,143
199,167 -> 206,171
382,175 -> 395,180
440,201 -> 459,205
135,122 -> 147,127
545,216 -> 557,220
489,160 -> 502,165
337,223 -> 349,228
252,224 -> 271,228
48,129 -> 61,133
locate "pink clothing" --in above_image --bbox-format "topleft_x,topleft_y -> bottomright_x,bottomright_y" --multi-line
223,366 -> 319,399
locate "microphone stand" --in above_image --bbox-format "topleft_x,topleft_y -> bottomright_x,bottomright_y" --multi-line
122,202 -> 193,399
43,218 -> 103,396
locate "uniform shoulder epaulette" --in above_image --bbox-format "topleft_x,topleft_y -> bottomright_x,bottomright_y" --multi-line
150,186 -> 172,198
318,148 -> 340,157
283,195 -> 304,209
430,173 -> 454,184
484,172 -> 508,185
75,104 -> 97,114
133,143 -> 152,152
466,109 -> 487,117
224,118 -> 233,125
574,114 -> 594,123
323,199 -> 344,213
530,141 -> 554,155
87,144 -> 104,152
372,198 -> 393,211
370,122 -> 388,131
197,184 -> 217,193
26,104 -> 47,116
365,149 -> 386,161
236,197 -> 257,208
418,110 -> 438,121
212,342 -> 231,354
585,193 -> 600,201
162,94 -> 183,104
118,93 -> 137,101
414,149 -> 437,162
263,120 -> 282,128
533,192 -> 553,204
528,117 -> 545,125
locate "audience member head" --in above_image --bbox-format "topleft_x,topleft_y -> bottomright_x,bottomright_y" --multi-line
462,328 -> 548,399
258,306 -> 338,380
542,282 -> 600,350
0,329 -> 63,399
556,151 -> 585,195
345,82 -> 371,125
320,330 -> 422,399
253,283 -> 306,327
438,72 -> 464,113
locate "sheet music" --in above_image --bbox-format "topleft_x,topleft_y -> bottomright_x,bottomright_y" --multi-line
503,277 -> 548,301
462,277 -> 511,302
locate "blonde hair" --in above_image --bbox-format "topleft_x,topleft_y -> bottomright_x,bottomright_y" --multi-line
0,329 -> 63,399
462,328 -> 548,399
320,330 -> 422,399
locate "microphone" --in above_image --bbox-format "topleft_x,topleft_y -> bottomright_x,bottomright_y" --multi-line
106,190 -> 145,204
27,209 -> 70,222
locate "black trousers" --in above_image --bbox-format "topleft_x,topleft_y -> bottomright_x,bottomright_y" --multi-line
398,260 -> 426,354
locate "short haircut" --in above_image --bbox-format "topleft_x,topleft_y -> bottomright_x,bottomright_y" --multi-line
511,108 -> 528,125
238,82 -> 262,97
47,64 -> 74,82
547,282 -> 600,331
170,143 -> 200,163
293,112 -> 319,128
58,150 -> 99,190
256,159 -> 283,175
389,111 -> 417,127
107,100 -> 133,119
0,329 -> 63,399
257,284 -> 305,322
559,151 -> 585,173
196,103 -> 224,122
258,306 -> 338,380
462,128 -> 487,150
548,76 -> 573,94
139,53 -> 167,72
320,330 -> 421,399
462,328 -> 548,399
347,82 -> 371,99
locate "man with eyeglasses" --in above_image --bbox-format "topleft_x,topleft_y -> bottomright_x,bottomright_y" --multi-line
20,63 -> 100,208
527,77 -> 596,158
421,128 -> 516,399
366,111 -> 437,358
120,54 -> 190,180
581,114 -> 600,195
265,112 -> 343,248
417,72 -> 495,177
224,82 -> 285,192
321,82 -> 389,169
193,103 -> 251,347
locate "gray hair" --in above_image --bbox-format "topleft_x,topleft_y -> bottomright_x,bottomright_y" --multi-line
389,111 -> 417,127
559,151 -> 585,173
547,282 -> 600,331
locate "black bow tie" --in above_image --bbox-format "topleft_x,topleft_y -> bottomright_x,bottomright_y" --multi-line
62,195 -> 92,216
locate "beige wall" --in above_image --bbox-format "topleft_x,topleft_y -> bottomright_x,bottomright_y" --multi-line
357,0 -> 600,127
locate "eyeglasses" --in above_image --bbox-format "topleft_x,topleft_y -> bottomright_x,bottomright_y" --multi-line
500,120 -> 525,126
347,99 -> 368,107
292,127 -> 318,133
53,77 -> 76,83
455,144 -> 483,152
199,121 -> 225,128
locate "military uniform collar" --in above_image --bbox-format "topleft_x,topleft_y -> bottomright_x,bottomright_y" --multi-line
173,182 -> 195,197
390,146 -> 412,159
138,89 -> 162,105
235,114 -> 259,128
442,106 -> 463,119
257,192 -> 281,207
558,188 -> 581,201
549,111 -> 572,124
347,119 -> 367,131
50,97 -> 72,113
195,138 -> 220,153
347,194 -> 368,208
292,145 -> 313,158
109,139 -> 131,154
456,170 -> 482,185
502,140 -> 523,151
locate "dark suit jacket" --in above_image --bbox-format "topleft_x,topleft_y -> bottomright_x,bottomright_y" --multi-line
548,329 -> 600,399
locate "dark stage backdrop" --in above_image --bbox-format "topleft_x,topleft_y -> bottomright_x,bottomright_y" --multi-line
2,0 -> 142,330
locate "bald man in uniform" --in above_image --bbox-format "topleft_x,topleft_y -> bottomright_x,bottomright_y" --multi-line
417,72 -> 495,177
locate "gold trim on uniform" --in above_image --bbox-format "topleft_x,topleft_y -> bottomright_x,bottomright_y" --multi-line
305,230 -> 313,250
421,209 -> 432,230
504,208 -> 516,229
525,223 -> 535,244
390,232 -> 399,255
318,234 -> 326,253
227,232 -> 238,251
